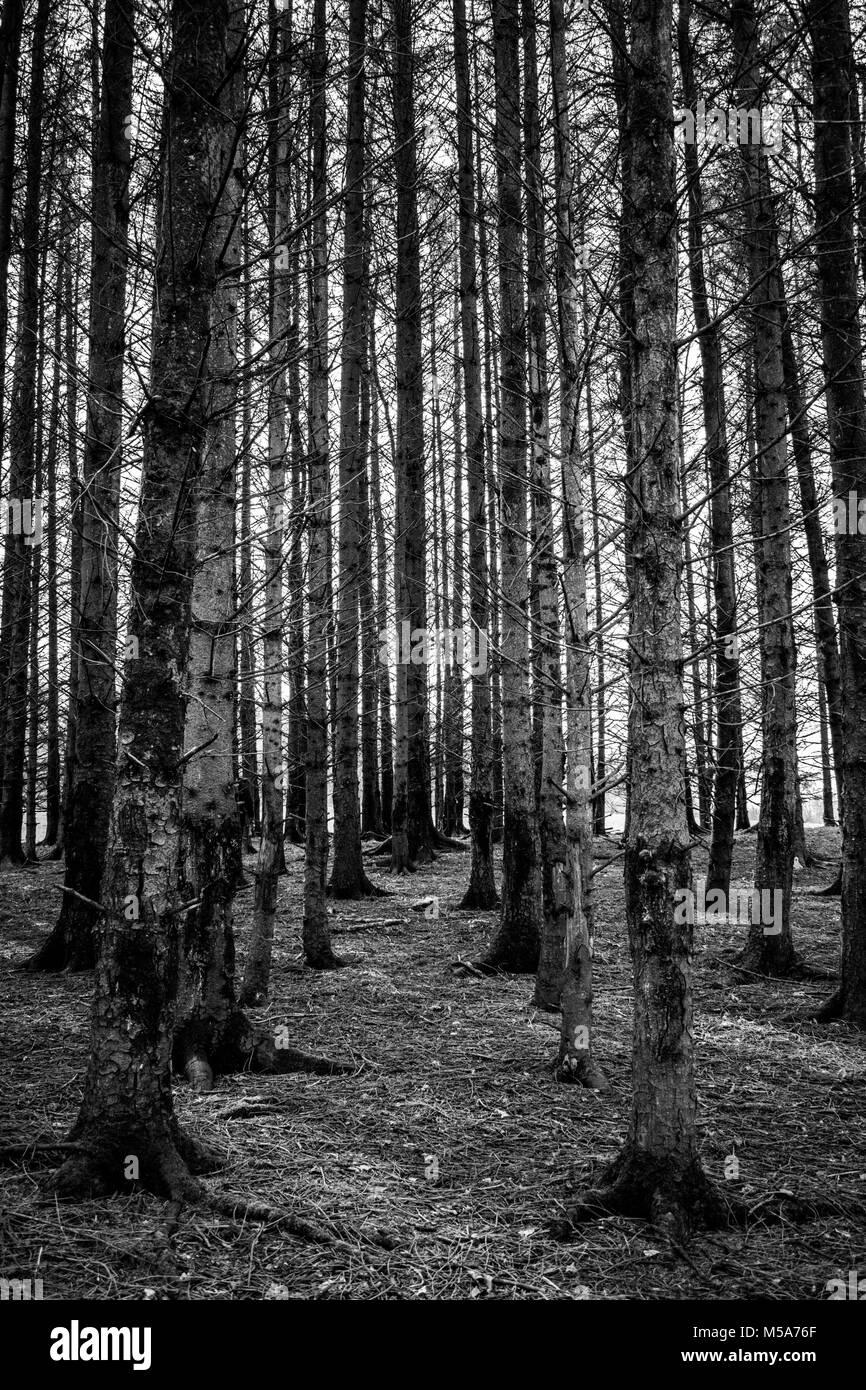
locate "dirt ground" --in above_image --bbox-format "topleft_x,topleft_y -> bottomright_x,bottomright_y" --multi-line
1,826 -> 864,1300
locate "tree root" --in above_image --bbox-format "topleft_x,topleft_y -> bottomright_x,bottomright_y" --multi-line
459,887 -> 499,910
552,1149 -> 746,1243
554,1051 -> 610,1091
810,986 -> 843,1023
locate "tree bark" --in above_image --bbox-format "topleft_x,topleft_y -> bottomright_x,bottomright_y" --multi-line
0,0 -> 51,865
732,0 -> 798,976
808,0 -> 866,1026
568,0 -> 725,1233
25,0 -> 133,966
479,0 -> 542,972
390,0 -> 435,873
454,0 -> 496,908
52,0 -> 233,1200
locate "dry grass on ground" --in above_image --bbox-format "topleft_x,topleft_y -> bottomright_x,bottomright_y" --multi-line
1,826 -> 864,1300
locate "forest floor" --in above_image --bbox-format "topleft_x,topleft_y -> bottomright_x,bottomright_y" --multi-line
1,826 -> 865,1300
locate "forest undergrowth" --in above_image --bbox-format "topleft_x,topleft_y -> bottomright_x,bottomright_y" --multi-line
1,827 -> 863,1300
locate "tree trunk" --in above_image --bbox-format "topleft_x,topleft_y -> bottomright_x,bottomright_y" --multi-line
732,0 -> 798,976
548,0 -> 605,1089
52,0 -> 232,1200
808,0 -> 866,1026
479,0 -> 542,972
241,0 -> 291,1001
390,0 -> 435,873
677,0 -> 743,894
522,0 -> 566,1008
173,1 -> 248,1088
304,0 -> 341,966
331,0 -> 379,894
0,0 -> 51,866
369,320 -> 394,833
25,0 -> 132,965
454,0 -> 496,908
568,0 -> 724,1233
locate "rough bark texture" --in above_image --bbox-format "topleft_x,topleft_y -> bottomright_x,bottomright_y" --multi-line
548,0 -> 605,1088
809,0 -> 866,1026
172,2 -> 248,1088
568,0 -> 724,1233
330,0 -> 379,895
480,0 -> 542,972
304,0 -> 341,966
677,0 -> 743,896
523,0 -> 566,1012
52,0 -> 232,1199
390,0 -> 435,874
27,0 -> 133,969
0,0 -> 51,865
732,0 -> 797,976
454,0 -> 496,909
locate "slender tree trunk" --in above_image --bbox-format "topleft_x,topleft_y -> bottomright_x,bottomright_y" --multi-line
304,0 -> 342,965
548,0 -> 605,1088
0,0 -> 51,865
57,241 -> 82,858
44,280 -> 62,848
454,0 -> 496,907
369,319 -> 394,833
286,159 -> 307,846
522,0 -> 566,1008
780,315 -> 844,813
238,202 -> 258,846
25,0 -> 132,965
331,0 -> 379,894
732,0 -> 797,975
479,0 -> 542,972
677,0 -> 743,894
390,0 -> 435,873
472,7 -> 503,845
241,0 -> 291,1001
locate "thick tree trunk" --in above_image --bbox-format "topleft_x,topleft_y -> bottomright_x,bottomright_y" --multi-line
52,0 -> 233,1200
173,2 -> 248,1089
569,0 -> 724,1233
479,0 -> 542,972
454,0 -> 496,908
809,0 -> 866,1026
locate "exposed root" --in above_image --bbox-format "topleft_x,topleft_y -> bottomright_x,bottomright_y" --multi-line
252,1039 -> 359,1076
554,1051 -> 610,1091
459,887 -> 500,910
552,1149 -> 745,1243
810,986 -> 843,1022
